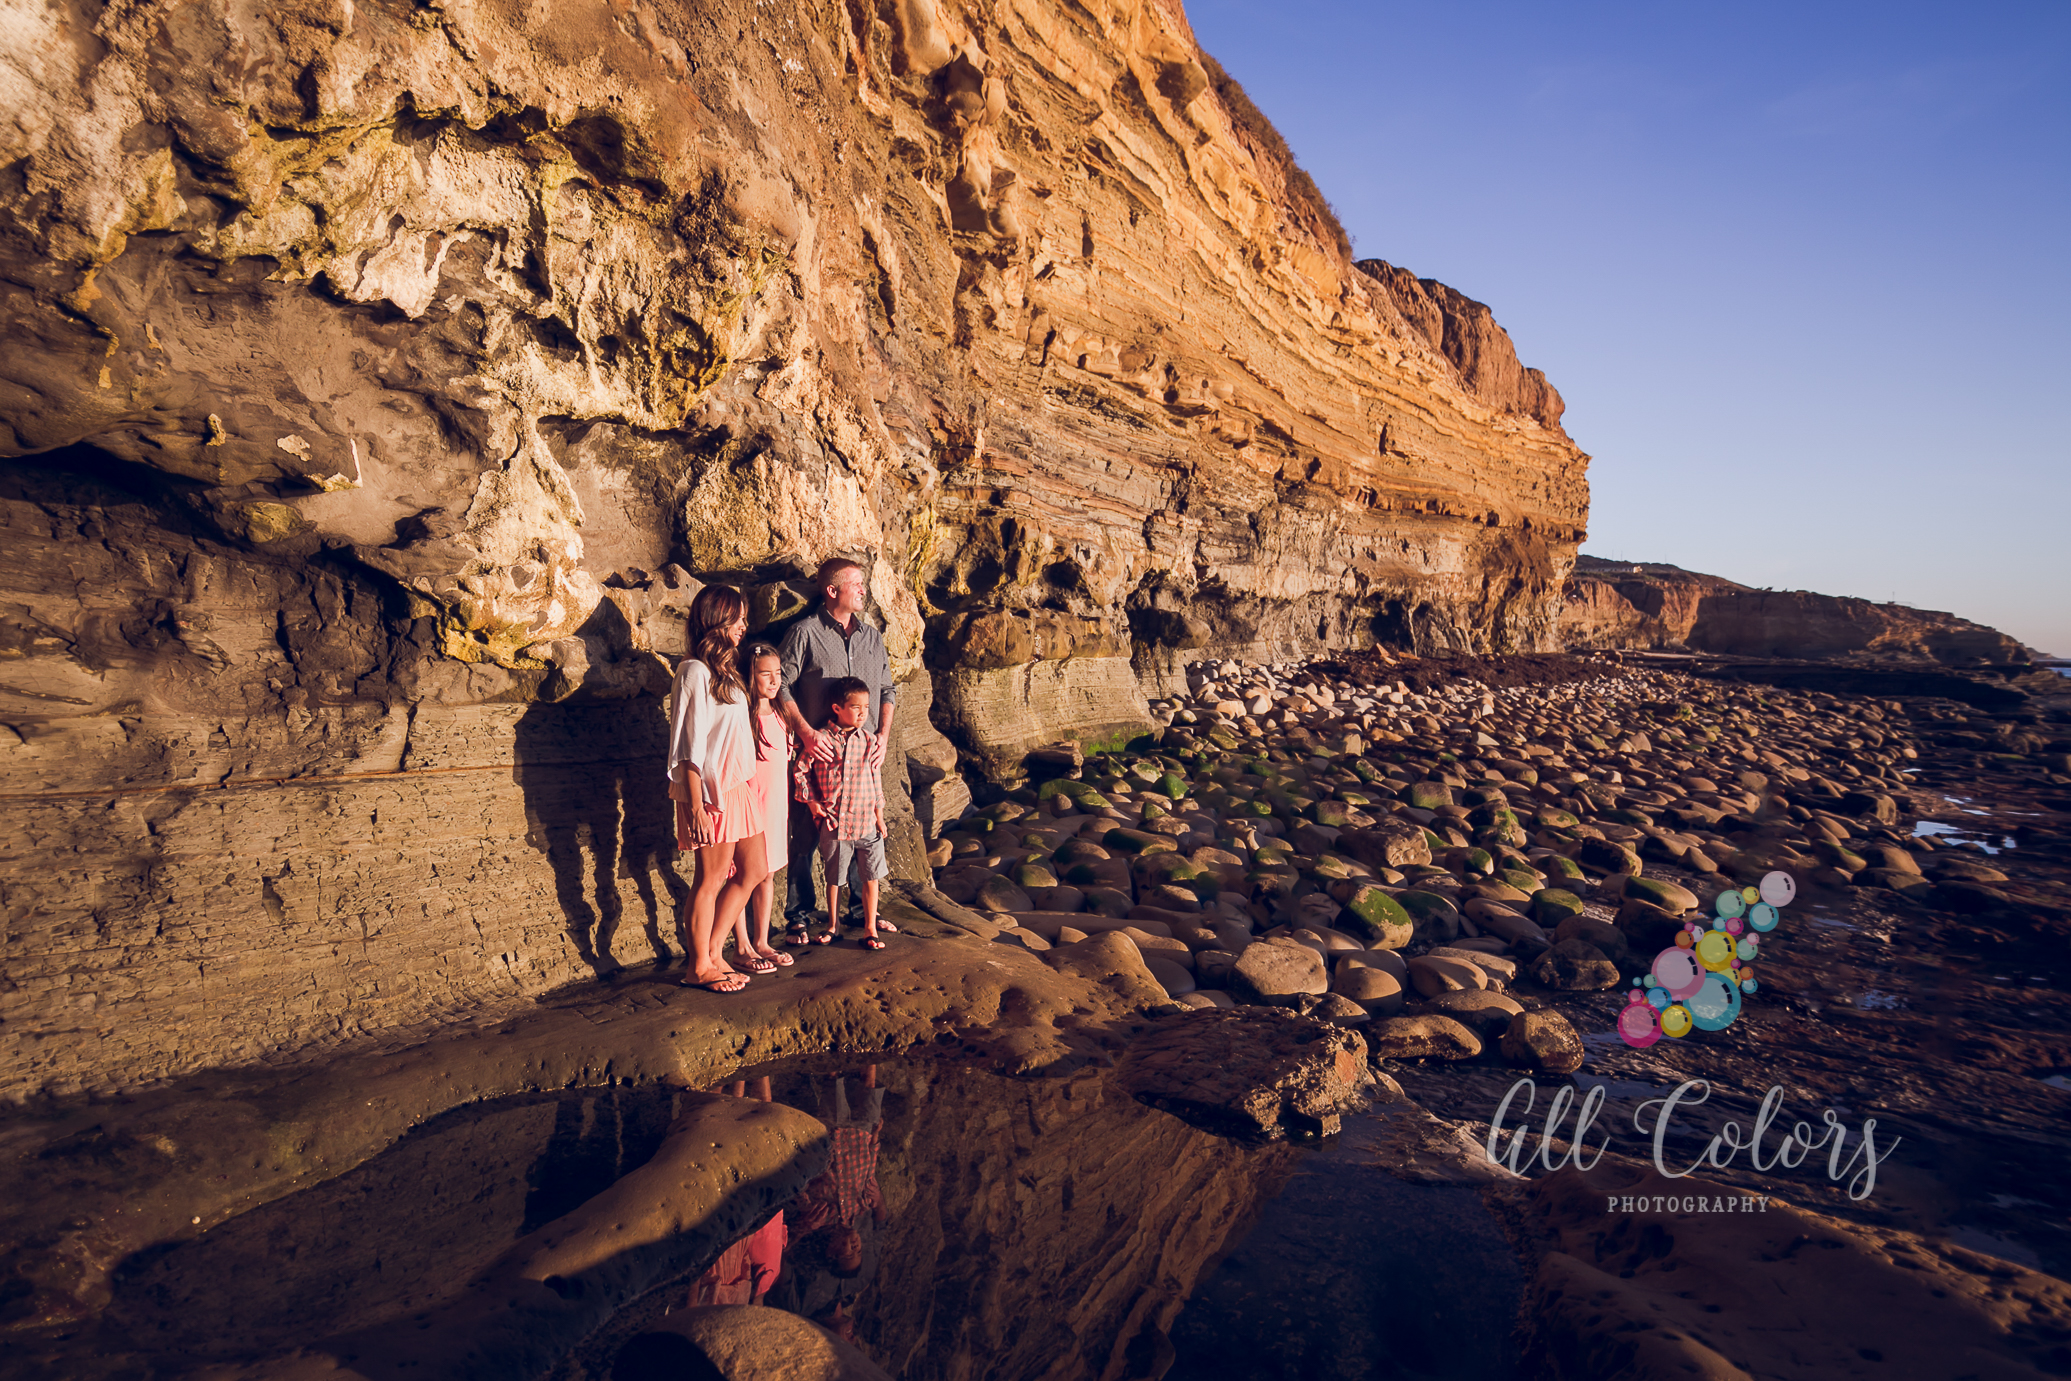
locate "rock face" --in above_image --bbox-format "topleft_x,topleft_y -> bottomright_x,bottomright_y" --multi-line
1563,557 -> 2032,666
0,0 -> 1586,1097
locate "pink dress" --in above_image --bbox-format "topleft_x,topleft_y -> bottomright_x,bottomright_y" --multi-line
753,711 -> 791,875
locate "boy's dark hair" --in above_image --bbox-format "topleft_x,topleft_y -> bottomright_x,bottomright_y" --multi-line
826,676 -> 870,709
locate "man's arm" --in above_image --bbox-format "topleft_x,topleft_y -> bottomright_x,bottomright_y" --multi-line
868,633 -> 896,767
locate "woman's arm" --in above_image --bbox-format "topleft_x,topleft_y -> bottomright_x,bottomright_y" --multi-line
678,763 -> 715,845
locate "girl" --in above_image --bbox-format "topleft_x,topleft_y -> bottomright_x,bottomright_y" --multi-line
667,585 -> 771,992
727,643 -> 795,970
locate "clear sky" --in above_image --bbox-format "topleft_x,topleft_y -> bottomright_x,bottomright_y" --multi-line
1185,1 -> 2071,656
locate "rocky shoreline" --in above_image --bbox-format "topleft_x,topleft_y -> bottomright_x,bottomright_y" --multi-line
915,650 -> 2070,1060
5,653 -> 2069,1379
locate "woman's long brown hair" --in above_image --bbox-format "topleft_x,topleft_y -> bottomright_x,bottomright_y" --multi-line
688,585 -> 747,703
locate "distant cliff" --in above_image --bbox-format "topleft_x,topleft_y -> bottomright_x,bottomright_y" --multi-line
1562,557 -> 2031,667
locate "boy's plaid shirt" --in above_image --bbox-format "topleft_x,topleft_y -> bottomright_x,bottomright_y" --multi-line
793,723 -> 883,838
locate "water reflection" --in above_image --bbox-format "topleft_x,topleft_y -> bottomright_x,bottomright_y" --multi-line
82,1054 -> 1512,1380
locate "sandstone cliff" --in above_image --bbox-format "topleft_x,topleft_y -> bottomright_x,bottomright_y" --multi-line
1561,557 -> 2031,667
0,0 -> 1586,1095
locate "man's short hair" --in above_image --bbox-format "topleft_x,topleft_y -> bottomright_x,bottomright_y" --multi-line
814,557 -> 865,596
827,676 -> 870,707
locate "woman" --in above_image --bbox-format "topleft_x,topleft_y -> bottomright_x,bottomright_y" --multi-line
667,585 -> 771,992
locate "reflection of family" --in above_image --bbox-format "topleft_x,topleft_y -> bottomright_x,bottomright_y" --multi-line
684,1067 -> 890,1346
665,558 -> 900,992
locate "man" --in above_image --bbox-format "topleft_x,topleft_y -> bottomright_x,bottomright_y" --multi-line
776,557 -> 896,935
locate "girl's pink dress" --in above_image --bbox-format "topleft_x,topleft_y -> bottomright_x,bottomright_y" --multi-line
753,710 -> 791,876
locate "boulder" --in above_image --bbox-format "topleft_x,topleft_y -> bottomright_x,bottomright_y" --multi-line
1330,965 -> 1406,1017
1462,899 -> 1547,948
1114,1006 -> 1369,1138
1530,887 -> 1586,929
1042,931 -> 1167,1007
1553,915 -> 1631,967
976,875 -> 1035,913
1337,818 -> 1434,870
1838,791 -> 1900,824
1337,948 -> 1410,979
1394,890 -> 1463,945
1405,954 -> 1488,997
1578,837 -> 1641,876
1336,885 -> 1415,950
1499,1010 -> 1586,1074
1421,989 -> 1525,1041
1614,897 -> 1686,953
1528,939 -> 1621,991
1366,1015 -> 1482,1061
1232,941 -> 1330,1006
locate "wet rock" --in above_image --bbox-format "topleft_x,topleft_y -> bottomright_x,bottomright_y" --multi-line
1366,1015 -> 1483,1061
1498,1010 -> 1586,1073
1421,989 -> 1525,1041
1530,888 -> 1587,929
1463,899 -> 1547,948
1312,993 -> 1370,1025
1337,818 -> 1434,870
1616,875 -> 1700,913
977,876 -> 1036,914
1336,885 -> 1415,950
1232,942 -> 1330,1006
1578,837 -> 1642,876
1338,949 -> 1409,981
1115,1007 -> 1368,1139
1395,890 -> 1463,945
1044,932 -> 1167,1008
1528,939 -> 1621,991
1426,947 -> 1518,983
1838,790 -> 1900,824
1330,965 -> 1406,1017
1552,916 -> 1631,967
1405,955 -> 1488,997
1145,957 -> 1196,997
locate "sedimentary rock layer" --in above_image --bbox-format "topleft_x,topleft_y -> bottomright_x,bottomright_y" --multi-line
0,0 -> 1586,1095
1562,557 -> 2032,666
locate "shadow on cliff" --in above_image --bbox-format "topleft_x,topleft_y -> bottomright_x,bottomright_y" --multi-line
513,696 -> 684,978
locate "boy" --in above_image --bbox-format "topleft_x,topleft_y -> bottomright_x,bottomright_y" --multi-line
793,676 -> 891,948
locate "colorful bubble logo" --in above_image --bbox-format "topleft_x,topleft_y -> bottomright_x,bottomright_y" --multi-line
1615,873 -> 1791,1048
1619,991 -> 1662,1047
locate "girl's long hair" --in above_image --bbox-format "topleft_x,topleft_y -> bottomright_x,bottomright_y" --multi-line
743,642 -> 783,759
688,585 -> 747,704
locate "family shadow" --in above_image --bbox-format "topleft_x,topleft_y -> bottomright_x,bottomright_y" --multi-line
512,698 -> 685,978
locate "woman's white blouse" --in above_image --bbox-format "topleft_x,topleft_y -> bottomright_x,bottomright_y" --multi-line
667,658 -> 756,805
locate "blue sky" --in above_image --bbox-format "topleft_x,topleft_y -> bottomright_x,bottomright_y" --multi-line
1186,1 -> 2071,655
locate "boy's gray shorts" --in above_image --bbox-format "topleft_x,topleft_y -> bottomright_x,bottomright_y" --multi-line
819,831 -> 889,884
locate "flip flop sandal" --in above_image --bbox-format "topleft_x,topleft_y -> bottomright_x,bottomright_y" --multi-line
811,929 -> 837,945
759,949 -> 795,967
741,955 -> 777,975
682,972 -> 750,993
861,936 -> 887,951
784,923 -> 812,946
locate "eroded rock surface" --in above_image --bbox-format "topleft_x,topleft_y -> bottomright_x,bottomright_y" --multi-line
0,0 -> 1588,1097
